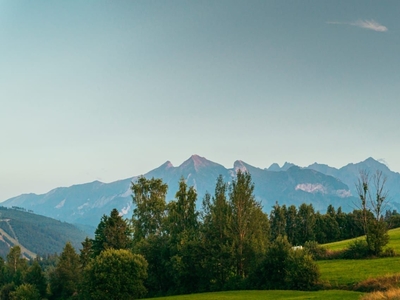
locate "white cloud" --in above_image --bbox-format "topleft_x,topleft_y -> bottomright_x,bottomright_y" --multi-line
352,20 -> 388,32
327,19 -> 388,32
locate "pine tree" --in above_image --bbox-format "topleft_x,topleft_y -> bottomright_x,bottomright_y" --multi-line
92,208 -> 132,256
49,242 -> 81,300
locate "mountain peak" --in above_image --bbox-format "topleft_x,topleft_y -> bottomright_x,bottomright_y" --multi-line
234,160 -> 248,173
179,154 -> 214,171
281,162 -> 296,171
268,163 -> 281,171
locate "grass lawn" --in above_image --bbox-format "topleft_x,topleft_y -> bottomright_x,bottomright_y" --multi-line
323,227 -> 400,252
144,290 -> 363,300
318,256 -> 400,287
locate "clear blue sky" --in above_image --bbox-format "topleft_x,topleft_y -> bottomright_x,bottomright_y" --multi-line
1,1 -> 399,201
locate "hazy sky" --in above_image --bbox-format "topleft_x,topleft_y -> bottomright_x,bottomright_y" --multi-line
1,1 -> 399,201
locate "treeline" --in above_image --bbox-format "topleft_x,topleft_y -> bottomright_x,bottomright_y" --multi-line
0,171 -> 396,299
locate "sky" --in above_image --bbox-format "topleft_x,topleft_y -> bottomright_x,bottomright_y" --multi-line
1,1 -> 399,201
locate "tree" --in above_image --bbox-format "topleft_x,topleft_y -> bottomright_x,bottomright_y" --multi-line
79,237 -> 93,269
229,170 -> 269,278
270,202 -> 286,241
49,242 -> 81,300
23,261 -> 47,298
92,208 -> 132,256
131,176 -> 168,241
82,249 -> 148,300
5,246 -> 27,285
250,235 -> 320,290
296,203 -> 316,244
168,177 -> 199,239
356,170 -> 389,255
285,205 -> 298,245
201,176 -> 233,290
10,284 -> 40,300
165,178 -> 201,294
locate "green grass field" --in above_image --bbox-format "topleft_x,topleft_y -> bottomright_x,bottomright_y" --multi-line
144,290 -> 363,300
319,228 -> 400,288
318,257 -> 400,287
324,227 -> 400,252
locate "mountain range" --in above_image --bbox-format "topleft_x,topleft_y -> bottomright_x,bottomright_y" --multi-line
3,155 -> 400,233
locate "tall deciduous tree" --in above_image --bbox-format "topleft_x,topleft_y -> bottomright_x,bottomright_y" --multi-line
131,176 -> 168,241
356,170 -> 390,255
229,170 -> 269,278
166,178 -> 201,294
5,246 -> 27,285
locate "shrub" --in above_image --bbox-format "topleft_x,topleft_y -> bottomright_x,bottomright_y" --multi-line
342,239 -> 370,259
249,236 -> 320,291
354,274 -> 400,293
381,247 -> 397,258
304,241 -> 327,260
285,250 -> 320,290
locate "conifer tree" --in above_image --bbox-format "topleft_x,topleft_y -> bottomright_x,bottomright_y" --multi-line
49,242 -> 81,300
92,208 -> 131,256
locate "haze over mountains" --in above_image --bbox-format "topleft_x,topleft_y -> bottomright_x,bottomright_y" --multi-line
3,155 -> 400,231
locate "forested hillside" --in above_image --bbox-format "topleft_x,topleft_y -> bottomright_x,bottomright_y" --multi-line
0,206 -> 88,258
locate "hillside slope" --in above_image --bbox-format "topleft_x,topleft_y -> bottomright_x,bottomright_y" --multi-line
0,207 -> 88,258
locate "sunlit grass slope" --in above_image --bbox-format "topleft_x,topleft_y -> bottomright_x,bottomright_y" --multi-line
323,227 -> 400,251
144,290 -> 363,300
318,257 -> 400,287
318,228 -> 400,288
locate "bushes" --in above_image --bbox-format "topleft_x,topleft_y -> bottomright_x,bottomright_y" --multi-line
354,274 -> 400,293
342,239 -> 370,259
249,236 -> 320,291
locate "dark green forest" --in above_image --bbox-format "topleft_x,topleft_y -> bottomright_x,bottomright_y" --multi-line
0,207 -> 87,258
0,171 -> 397,299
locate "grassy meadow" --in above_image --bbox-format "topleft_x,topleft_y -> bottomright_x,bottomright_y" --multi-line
323,227 -> 400,252
145,229 -> 400,299
318,228 -> 400,288
144,290 -> 363,300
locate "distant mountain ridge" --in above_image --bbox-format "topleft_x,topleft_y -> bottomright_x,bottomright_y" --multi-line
3,155 -> 400,231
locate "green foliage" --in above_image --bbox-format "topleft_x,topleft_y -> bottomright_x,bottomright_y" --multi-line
5,246 -> 27,285
342,239 -> 370,259
285,249 -> 320,290
92,208 -> 132,256
201,176 -> 233,291
303,241 -> 327,260
270,202 -> 286,241
229,171 -> 269,278
0,282 -> 15,300
367,219 -> 389,256
0,207 -> 87,258
49,242 -> 81,300
10,283 -> 41,300
131,177 -> 168,241
23,261 -> 47,298
82,249 -> 148,300
250,236 -> 320,291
